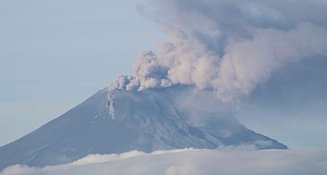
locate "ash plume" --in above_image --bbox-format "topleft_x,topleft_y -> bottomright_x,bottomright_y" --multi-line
109,0 -> 327,102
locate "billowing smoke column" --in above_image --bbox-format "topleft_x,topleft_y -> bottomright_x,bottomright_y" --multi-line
109,0 -> 327,103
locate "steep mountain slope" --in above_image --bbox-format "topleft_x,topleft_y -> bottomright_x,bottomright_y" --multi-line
0,86 -> 286,170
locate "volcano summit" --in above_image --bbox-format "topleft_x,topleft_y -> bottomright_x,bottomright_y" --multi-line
0,85 -> 286,170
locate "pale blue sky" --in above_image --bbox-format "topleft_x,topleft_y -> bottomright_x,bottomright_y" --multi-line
0,0 -> 162,146
1,0 -> 326,149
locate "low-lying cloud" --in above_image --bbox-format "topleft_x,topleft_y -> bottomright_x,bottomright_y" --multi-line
0,148 -> 327,175
2,148 -> 327,175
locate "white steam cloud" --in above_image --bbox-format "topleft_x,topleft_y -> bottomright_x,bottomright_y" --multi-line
110,0 -> 327,102
2,149 -> 327,175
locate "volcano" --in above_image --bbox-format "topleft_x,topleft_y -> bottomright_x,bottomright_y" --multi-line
0,86 -> 286,170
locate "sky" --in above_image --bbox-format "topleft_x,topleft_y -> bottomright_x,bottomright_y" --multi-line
0,0 -> 162,146
1,0 -> 327,150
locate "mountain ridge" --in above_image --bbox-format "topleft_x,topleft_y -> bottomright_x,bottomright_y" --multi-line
0,86 -> 287,170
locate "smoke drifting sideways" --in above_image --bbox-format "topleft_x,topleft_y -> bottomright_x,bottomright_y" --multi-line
109,0 -> 327,103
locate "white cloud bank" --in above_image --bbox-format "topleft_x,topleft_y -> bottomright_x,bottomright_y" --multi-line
1,148 -> 327,175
